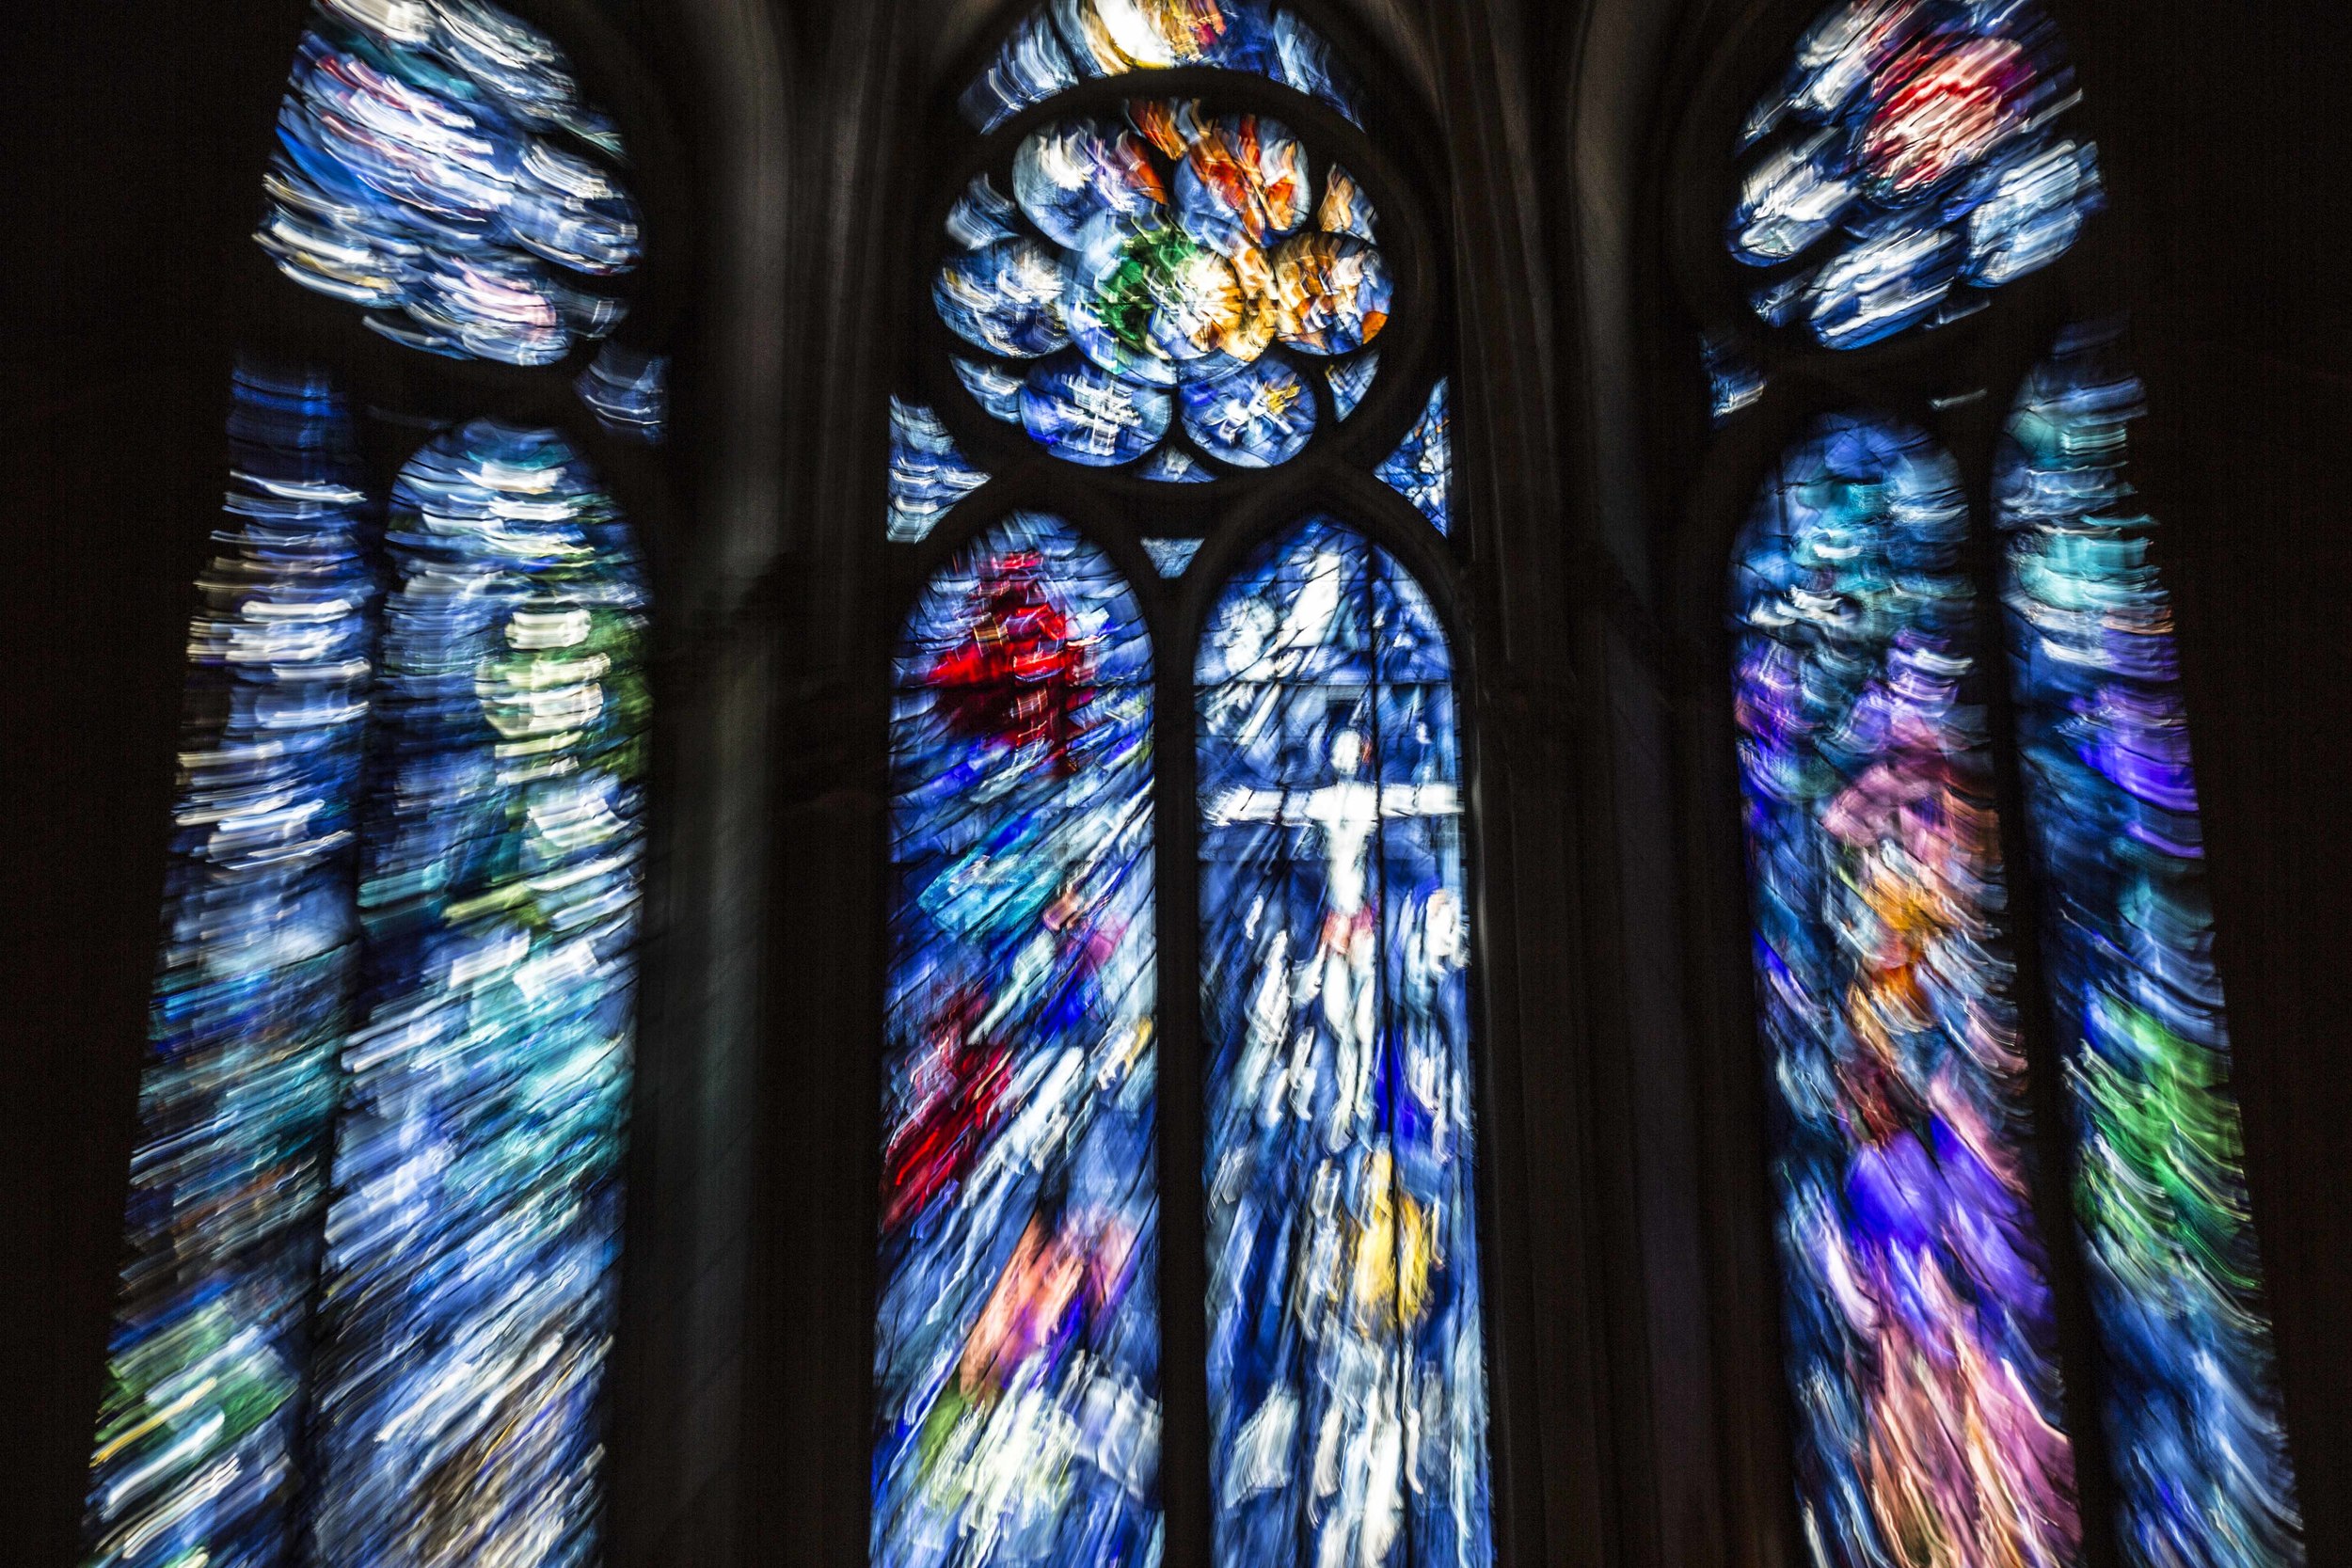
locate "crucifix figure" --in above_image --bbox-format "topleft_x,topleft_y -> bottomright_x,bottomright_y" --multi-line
1209,723 -> 1459,1148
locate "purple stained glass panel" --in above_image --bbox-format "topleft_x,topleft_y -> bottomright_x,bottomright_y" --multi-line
1731,415 -> 2081,1568
1998,332 -> 2303,1568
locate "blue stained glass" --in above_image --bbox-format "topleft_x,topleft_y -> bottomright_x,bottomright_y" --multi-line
257,0 -> 642,368
1023,352 -> 1172,466
950,175 -> 1025,251
1727,0 -> 2102,348
1015,117 -> 1170,249
1326,352 -> 1377,420
876,513 -> 1161,1568
1138,444 -> 1213,483
890,398 -> 993,543
1181,356 -> 1315,467
955,357 -> 1028,423
940,98 -> 1387,473
1732,416 -> 2081,1568
1267,8 -> 1364,124
938,240 -> 1074,359
1197,518 -> 1491,1568
959,9 -> 1083,132
961,3 -> 1364,132
577,343 -> 669,442
303,422 -> 647,1568
1141,537 -> 1203,575
1997,334 -> 2303,1568
1703,333 -> 1768,421
1375,378 -> 1452,534
84,364 -> 376,1568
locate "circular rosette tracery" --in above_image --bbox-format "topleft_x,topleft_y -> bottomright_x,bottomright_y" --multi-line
936,96 -> 1391,474
1724,0 -> 2101,350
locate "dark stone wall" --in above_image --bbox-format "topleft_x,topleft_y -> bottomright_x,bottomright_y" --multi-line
4,6 -> 307,1561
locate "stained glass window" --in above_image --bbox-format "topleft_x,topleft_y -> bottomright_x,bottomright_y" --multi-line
876,514 -> 1160,1568
87,4 -> 658,1565
1732,418 -> 2078,1567
925,87 -> 1393,481
86,365 -> 376,1568
890,398 -> 993,544
1708,4 -> 2301,1563
960,3 -> 1365,133
1997,329 -> 2300,1567
261,0 -> 642,366
1375,379 -> 1452,535
1197,518 -> 1489,1568
882,11 -> 1477,1567
1728,0 -> 2100,349
305,424 -> 646,1567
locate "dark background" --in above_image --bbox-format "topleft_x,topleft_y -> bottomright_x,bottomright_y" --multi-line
7,5 -> 316,1562
2066,4 -> 2352,1558
5,2 -> 2346,1563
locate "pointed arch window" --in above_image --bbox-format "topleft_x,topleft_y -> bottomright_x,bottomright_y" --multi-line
877,8 -> 1486,1567
1693,3 -> 2301,1564
84,5 -> 670,1566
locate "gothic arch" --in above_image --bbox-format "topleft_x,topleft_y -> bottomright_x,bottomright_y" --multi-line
1646,4 -> 2305,1566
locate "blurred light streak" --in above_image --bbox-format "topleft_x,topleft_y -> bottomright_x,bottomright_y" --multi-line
889,399 -> 993,543
1140,537 -> 1204,576
875,514 -> 1161,1568
85,363 -> 377,1568
302,422 -> 647,1568
1998,330 -> 2303,1568
577,343 -> 669,443
960,2 -> 1364,132
1731,416 -> 2081,1568
1197,518 -> 1490,1568
1375,378 -> 1452,533
1728,0 -> 2101,348
258,0 -> 642,367
1704,332 -> 1768,422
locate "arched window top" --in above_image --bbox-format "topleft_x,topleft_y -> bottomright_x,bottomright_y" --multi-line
960,2 -> 1365,132
1198,514 -> 1453,687
1694,0 -> 2306,1546
876,16 -> 1481,1568
85,5 -> 671,1562
1731,410 -> 1963,600
1724,0 -> 2102,350
260,0 -> 657,387
876,511 -> 1161,1568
